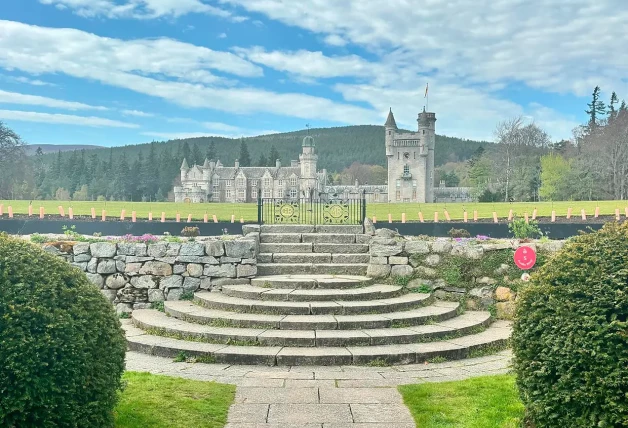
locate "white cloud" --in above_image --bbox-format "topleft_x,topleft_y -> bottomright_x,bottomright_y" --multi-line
121,109 -> 154,117
40,0 -> 247,21
0,21 -> 379,125
202,121 -> 242,132
323,34 -> 346,47
234,47 -> 375,79
0,109 -> 139,128
11,76 -> 56,86
0,89 -> 108,111
142,131 -> 211,139
218,32 -> 227,38
223,0 -> 628,97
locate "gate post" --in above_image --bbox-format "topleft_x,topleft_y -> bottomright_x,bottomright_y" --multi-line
362,191 -> 367,226
257,193 -> 262,224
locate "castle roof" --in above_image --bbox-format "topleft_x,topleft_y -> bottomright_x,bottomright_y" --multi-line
181,158 -> 189,169
211,166 -> 301,180
302,135 -> 315,147
384,108 -> 397,128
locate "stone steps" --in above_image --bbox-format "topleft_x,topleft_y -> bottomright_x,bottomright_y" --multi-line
259,243 -> 370,254
193,290 -> 432,315
261,233 -> 358,244
164,300 -> 461,330
250,274 -> 373,289
259,253 -> 371,264
123,319 -> 511,366
257,263 -> 368,276
260,225 -> 364,234
222,283 -> 403,302
131,309 -> 493,348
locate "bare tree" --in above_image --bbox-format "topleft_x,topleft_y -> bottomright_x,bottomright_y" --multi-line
0,121 -> 26,199
492,117 -> 550,201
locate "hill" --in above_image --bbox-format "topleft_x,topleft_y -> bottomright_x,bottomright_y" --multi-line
42,125 -> 489,172
25,144 -> 104,155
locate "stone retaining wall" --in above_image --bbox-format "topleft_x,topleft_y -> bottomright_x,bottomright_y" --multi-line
365,224 -> 565,319
42,230 -> 260,314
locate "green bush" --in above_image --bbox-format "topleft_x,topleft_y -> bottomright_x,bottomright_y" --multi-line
447,228 -> 471,238
508,216 -> 542,239
0,233 -> 126,427
512,222 -> 628,427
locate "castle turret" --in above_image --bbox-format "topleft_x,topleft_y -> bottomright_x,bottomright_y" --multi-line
180,158 -> 189,182
384,108 -> 397,157
418,108 -> 437,203
300,134 -> 318,198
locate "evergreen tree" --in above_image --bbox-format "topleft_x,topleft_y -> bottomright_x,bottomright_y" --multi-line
585,86 -> 606,129
257,153 -> 268,167
34,147 -> 45,187
191,143 -> 202,166
54,150 -> 62,180
239,139 -> 251,167
608,91 -> 619,122
206,140 -> 217,161
181,141 -> 191,163
269,145 -> 280,166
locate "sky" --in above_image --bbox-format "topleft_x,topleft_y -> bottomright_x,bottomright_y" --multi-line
0,0 -> 627,147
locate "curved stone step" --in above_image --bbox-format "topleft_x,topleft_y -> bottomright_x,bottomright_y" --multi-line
257,263 -> 368,276
250,274 -> 373,290
165,300 -> 460,330
265,253 -> 371,264
131,309 -> 493,347
123,319 -> 512,366
222,283 -> 403,302
194,291 -> 432,315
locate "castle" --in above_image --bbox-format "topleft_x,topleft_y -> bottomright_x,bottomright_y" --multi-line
174,109 -> 470,203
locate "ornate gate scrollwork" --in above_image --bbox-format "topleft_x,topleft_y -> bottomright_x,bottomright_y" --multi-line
273,200 -> 301,223
322,200 -> 350,224
259,195 -> 365,225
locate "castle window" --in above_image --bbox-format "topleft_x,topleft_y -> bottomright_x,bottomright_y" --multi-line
226,180 -> 232,188
404,165 -> 410,175
252,189 -> 258,199
237,189 -> 245,199
397,152 -> 400,160
412,180 -> 417,188
412,190 -> 417,200
374,192 -> 379,202
264,177 -> 271,187
290,188 -> 297,198
252,180 -> 258,187
263,189 -> 271,198
279,179 -> 284,186
396,179 -> 401,188
414,152 -> 416,159
278,189 -> 284,198
290,177 -> 297,186
396,190 -> 400,201
237,178 -> 245,187
226,189 -> 232,199
422,130 -> 425,135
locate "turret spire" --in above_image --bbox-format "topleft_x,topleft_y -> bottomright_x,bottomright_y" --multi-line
180,158 -> 189,169
385,108 -> 397,129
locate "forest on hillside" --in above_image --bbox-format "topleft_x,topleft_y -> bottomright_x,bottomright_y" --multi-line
0,125 -> 489,202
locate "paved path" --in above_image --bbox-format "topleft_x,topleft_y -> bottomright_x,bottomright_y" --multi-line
126,350 -> 512,427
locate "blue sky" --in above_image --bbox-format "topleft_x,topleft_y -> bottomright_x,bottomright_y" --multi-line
0,0 -> 626,147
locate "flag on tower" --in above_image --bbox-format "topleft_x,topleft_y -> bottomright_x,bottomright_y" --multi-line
424,83 -> 429,98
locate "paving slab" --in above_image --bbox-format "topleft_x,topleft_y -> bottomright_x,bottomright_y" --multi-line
226,403 -> 270,423
235,387 -> 319,404
319,387 -> 403,404
350,403 -> 415,423
267,404 -> 353,424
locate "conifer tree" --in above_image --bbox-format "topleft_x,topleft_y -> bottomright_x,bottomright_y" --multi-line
206,140 -> 216,161
257,153 -> 268,167
239,139 -> 251,167
181,141 -> 191,163
608,91 -> 619,122
585,86 -> 606,129
191,143 -> 202,166
269,145 -> 280,166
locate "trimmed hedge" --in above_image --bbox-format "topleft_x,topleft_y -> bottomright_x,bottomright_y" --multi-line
0,234 -> 126,427
512,223 -> 628,427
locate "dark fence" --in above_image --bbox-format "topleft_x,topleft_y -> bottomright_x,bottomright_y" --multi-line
0,219 -> 243,236
258,196 -> 366,225
374,222 -> 604,239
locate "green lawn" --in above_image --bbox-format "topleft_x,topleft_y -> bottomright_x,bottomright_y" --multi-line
1,199 -> 627,222
399,375 -> 524,428
115,372 -> 235,428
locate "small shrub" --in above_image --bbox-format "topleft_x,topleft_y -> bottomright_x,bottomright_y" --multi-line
512,222 -> 628,427
0,233 -> 126,427
181,226 -> 200,237
448,227 -> 471,238
180,290 -> 195,301
29,233 -> 48,244
150,301 -> 165,312
508,216 -> 542,239
173,351 -> 188,362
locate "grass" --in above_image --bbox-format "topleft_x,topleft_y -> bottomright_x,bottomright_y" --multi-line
399,375 -> 524,428
115,372 -> 235,428
1,199 -> 627,222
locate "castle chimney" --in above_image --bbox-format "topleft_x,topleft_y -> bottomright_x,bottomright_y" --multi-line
355,179 -> 359,187
275,159 -> 281,168
291,160 -> 299,167
235,159 -> 239,169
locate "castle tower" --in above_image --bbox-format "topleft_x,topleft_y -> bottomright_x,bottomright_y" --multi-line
418,108 -> 437,203
180,158 -> 189,182
300,134 -> 318,198
384,108 -> 397,157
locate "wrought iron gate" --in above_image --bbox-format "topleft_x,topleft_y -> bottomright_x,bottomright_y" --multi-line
258,195 -> 366,225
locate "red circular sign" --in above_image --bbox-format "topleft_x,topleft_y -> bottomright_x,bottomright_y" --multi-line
514,246 -> 536,270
